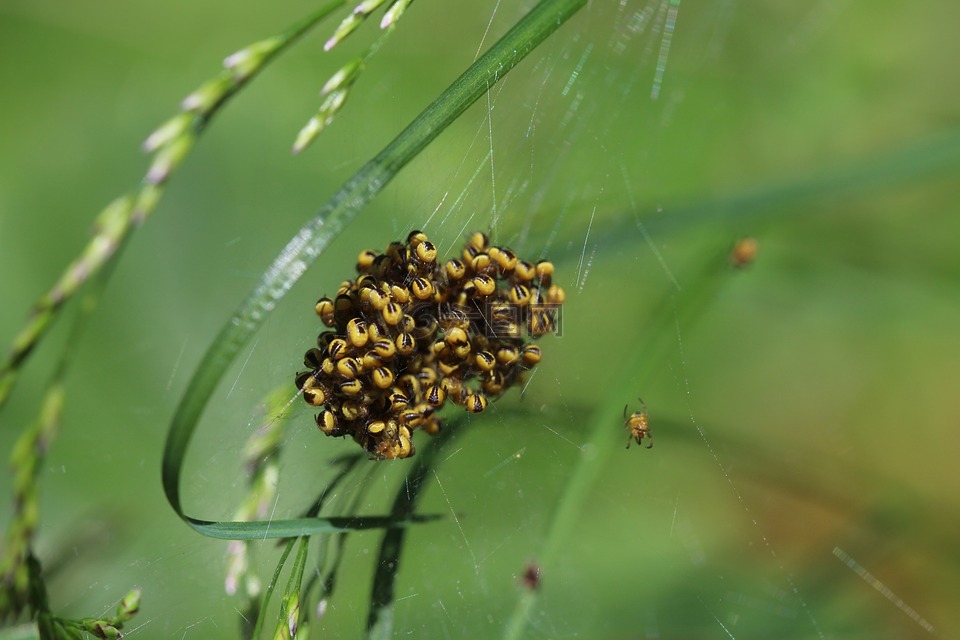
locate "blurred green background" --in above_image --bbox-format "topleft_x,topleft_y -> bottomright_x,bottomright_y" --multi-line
1,1 -> 959,637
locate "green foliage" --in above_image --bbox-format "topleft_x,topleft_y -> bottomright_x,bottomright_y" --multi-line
1,0 -> 958,638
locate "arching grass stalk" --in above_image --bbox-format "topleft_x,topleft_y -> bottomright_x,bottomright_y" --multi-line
0,382 -> 64,620
0,0 -> 350,411
162,0 -> 587,540
1,264 -> 144,637
502,247 -> 735,640
549,129 -> 960,262
0,261 -> 119,621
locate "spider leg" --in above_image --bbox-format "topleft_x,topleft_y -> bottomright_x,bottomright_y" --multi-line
637,397 -> 648,412
645,436 -> 654,449
623,404 -> 628,420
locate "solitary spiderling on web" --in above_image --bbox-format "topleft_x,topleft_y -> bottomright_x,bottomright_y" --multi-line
624,398 -> 653,449
295,230 -> 563,460
730,236 -> 758,268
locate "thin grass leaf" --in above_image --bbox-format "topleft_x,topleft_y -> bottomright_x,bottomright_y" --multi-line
502,248 -> 735,639
162,0 -> 587,538
366,423 -> 461,639
251,538 -> 297,640
301,464 -> 377,627
254,460 -> 369,640
273,537 -> 310,639
549,128 -> 960,262
178,513 -> 442,541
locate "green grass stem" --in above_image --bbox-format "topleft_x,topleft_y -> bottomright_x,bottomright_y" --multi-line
162,0 -> 587,539
502,249 -> 733,639
0,0 -> 349,412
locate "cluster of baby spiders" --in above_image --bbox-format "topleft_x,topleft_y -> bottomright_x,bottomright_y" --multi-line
624,398 -> 653,449
295,230 -> 563,460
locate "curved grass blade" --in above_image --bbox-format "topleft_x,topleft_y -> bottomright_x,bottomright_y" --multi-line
0,0 -> 349,412
366,423 -> 462,639
162,0 -> 587,538
176,513 -> 442,541
545,128 -> 960,264
502,248 -> 734,639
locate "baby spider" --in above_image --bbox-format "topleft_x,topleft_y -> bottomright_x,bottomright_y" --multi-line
624,399 -> 653,449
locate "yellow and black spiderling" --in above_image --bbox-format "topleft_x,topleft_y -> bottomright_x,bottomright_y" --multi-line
730,237 -> 759,268
624,398 -> 653,449
295,230 -> 563,460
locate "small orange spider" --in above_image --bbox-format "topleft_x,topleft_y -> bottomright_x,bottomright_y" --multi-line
624,398 -> 653,449
730,237 -> 758,268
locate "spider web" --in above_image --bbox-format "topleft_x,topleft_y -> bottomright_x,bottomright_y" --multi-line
1,0 -> 957,638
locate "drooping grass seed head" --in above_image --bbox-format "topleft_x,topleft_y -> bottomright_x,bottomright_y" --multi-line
223,36 -> 283,81
381,0 -> 414,29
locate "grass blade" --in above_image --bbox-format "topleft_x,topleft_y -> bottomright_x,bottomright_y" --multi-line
367,423 -> 462,639
162,0 -> 587,538
251,538 -> 296,640
502,249 -> 733,639
550,128 -> 960,262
